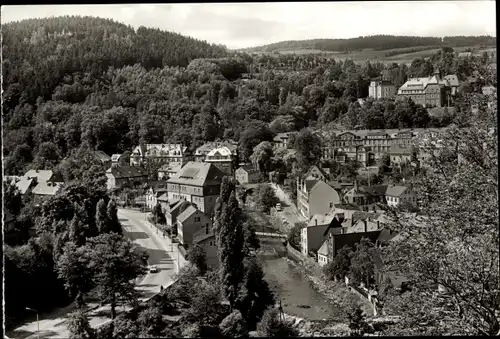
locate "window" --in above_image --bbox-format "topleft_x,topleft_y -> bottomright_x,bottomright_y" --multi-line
194,217 -> 200,222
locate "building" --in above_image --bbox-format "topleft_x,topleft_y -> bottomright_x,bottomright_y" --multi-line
321,230 -> 382,266
111,153 -> 129,166
176,206 -> 212,248
130,144 -> 191,167
389,145 -> 413,165
396,68 -> 453,108
385,185 -> 417,207
5,176 -> 37,196
443,75 -> 460,95
317,241 -> 330,267
164,199 -> 192,228
92,150 -> 112,167
301,214 -> 336,257
194,140 -> 239,175
145,186 -> 169,210
368,71 -> 397,99
204,146 -> 236,176
23,169 -> 63,183
105,165 -> 149,190
158,163 -> 183,180
157,193 -> 170,213
343,182 -> 388,207
193,228 -> 219,268
235,164 -> 260,185
272,132 -> 294,149
297,179 -> 341,219
4,210 -> 15,233
32,181 -> 63,197
166,162 -> 225,217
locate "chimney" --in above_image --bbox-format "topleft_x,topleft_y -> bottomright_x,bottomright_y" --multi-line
364,220 -> 368,233
315,218 -> 318,226
377,220 -> 380,229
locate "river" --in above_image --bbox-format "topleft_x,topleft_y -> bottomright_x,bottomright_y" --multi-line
257,239 -> 344,322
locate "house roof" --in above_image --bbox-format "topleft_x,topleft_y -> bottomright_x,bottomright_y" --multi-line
170,199 -> 190,214
94,150 -> 111,161
237,164 -> 258,174
305,179 -> 319,191
158,193 -> 169,202
106,165 -> 149,179
385,185 -> 408,197
111,154 -> 122,162
317,240 -> 329,256
158,163 -> 183,173
194,231 -> 215,244
23,170 -> 54,182
132,144 -> 187,157
207,146 -> 232,157
333,204 -> 362,211
443,75 -> 459,87
273,132 -> 291,142
16,178 -> 35,195
167,162 -> 225,187
177,206 -> 198,224
308,214 -> 334,228
195,140 -> 238,156
32,181 -> 63,196
330,231 -> 382,256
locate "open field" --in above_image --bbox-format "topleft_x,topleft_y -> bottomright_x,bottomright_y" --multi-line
248,45 -> 496,64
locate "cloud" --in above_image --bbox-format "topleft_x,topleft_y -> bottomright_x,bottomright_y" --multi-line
1,2 -> 496,49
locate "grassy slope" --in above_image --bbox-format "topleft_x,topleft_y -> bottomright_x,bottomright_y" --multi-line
245,45 -> 496,64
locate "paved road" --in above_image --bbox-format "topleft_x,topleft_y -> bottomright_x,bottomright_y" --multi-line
8,209 -> 186,339
271,183 -> 307,229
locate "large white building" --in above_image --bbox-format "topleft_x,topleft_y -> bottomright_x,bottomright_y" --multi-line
130,144 -> 191,167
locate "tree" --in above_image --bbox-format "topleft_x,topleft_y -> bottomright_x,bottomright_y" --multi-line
345,300 -> 369,337
137,305 -> 166,338
287,221 -> 306,250
349,238 -> 375,288
382,89 -> 499,335
256,308 -> 299,337
152,202 -> 166,225
187,244 -> 208,275
67,310 -> 95,339
235,256 -> 275,329
95,199 -> 110,234
250,141 -> 274,175
84,233 -> 146,319
294,128 -> 322,171
185,279 -> 224,328
254,184 -> 279,214
56,242 -> 94,308
3,179 -> 23,217
215,190 -> 246,311
324,245 -> 353,281
112,316 -> 139,339
378,153 -> 392,175
219,310 -> 248,338
106,199 -> 122,234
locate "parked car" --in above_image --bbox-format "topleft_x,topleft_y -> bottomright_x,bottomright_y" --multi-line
148,265 -> 158,273
276,203 -> 282,211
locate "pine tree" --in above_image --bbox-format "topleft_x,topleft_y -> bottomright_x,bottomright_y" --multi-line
106,199 -> 122,234
216,191 -> 245,310
95,198 -> 109,234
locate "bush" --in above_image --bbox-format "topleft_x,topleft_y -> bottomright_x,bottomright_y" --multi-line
254,184 -> 279,214
287,222 -> 307,249
256,308 -> 299,337
219,310 -> 248,337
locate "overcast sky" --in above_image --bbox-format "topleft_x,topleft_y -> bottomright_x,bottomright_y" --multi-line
1,2 -> 496,49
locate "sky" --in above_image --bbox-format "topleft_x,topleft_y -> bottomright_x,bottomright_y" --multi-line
1,2 -> 496,49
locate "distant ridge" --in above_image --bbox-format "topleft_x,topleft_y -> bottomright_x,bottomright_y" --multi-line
239,35 -> 497,53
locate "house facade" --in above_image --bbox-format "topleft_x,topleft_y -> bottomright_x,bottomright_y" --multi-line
301,214 -> 335,256
145,186 -> 169,210
235,164 -> 260,185
396,68 -> 453,108
93,150 -> 112,167
272,132 -> 294,149
297,180 -> 341,219
194,140 -> 238,175
158,163 -> 182,180
176,206 -> 212,248
368,80 -> 397,100
130,144 -> 191,167
106,165 -> 149,190
193,229 -> 219,268
166,162 -> 224,217
386,185 -> 417,207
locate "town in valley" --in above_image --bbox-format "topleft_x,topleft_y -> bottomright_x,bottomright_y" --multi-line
2,2 -> 498,338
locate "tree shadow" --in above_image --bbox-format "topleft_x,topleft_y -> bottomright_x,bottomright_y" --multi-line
125,231 -> 149,240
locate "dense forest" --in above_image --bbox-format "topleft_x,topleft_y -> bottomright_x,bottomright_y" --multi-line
241,35 -> 497,53
3,16 -> 495,178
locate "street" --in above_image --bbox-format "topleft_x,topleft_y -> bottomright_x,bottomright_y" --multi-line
8,208 -> 186,339
271,183 -> 307,228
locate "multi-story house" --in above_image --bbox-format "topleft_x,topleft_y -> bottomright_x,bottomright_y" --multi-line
397,68 -> 453,108
130,144 -> 191,167
343,182 -> 416,209
166,162 -> 225,218
297,166 -> 341,219
368,71 -> 397,99
272,132 -> 294,150
105,165 -> 149,190
176,205 -> 212,248
194,140 -> 239,176
301,214 -> 336,257
235,164 -> 260,185
385,185 -> 417,207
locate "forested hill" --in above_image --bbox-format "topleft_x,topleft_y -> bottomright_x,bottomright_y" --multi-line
241,35 -> 497,53
2,15 -> 228,105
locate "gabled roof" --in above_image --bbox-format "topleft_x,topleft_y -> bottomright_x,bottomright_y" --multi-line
443,74 -> 459,87
305,179 -> 319,192
273,132 -> 292,142
317,240 -> 329,256
177,206 -> 198,224
308,214 -> 335,228
23,170 -> 54,182
157,193 -> 169,202
333,204 -> 362,211
207,146 -> 232,157
93,150 -> 111,161
111,154 -> 122,162
237,164 -> 258,174
32,181 -> 63,196
385,185 -> 408,197
106,165 -> 148,179
195,140 -> 238,155
170,199 -> 190,214
158,163 -> 183,173
167,162 -> 225,187
16,178 -> 35,195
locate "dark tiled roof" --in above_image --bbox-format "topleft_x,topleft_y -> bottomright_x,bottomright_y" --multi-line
106,165 -> 148,179
305,179 -> 319,191
177,206 -> 198,224
168,162 -> 225,187
94,150 -> 111,161
237,164 -> 258,174
385,185 -> 408,197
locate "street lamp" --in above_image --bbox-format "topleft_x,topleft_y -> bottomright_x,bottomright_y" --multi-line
25,307 -> 40,339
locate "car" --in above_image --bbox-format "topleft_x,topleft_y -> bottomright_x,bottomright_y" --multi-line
276,203 -> 282,211
148,265 -> 158,273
